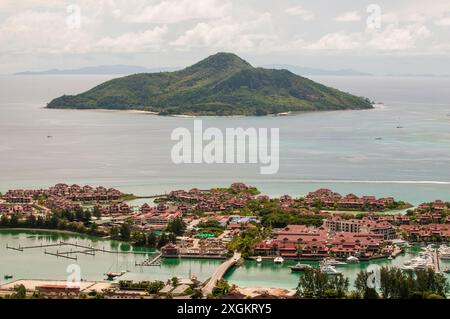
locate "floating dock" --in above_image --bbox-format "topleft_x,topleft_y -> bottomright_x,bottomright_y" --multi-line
135,253 -> 162,266
44,249 -> 78,260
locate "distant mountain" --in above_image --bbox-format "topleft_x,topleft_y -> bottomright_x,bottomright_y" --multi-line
385,73 -> 450,78
263,64 -> 372,76
47,52 -> 373,116
15,65 -> 179,75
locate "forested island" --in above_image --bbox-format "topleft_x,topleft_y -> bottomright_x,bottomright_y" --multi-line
47,52 -> 373,116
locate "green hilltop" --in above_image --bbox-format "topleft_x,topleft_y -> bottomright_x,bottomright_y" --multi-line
47,52 -> 373,116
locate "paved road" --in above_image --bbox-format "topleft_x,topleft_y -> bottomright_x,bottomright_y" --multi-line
202,252 -> 241,296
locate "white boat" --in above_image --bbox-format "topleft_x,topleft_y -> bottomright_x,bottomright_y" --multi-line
439,245 -> 450,259
274,256 -> 284,264
256,256 -> 262,263
439,253 -> 450,260
289,263 -> 312,272
346,256 -> 359,263
321,264 -> 342,275
323,258 -> 346,266
402,254 -> 434,270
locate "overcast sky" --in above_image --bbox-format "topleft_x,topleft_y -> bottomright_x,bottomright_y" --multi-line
1,0 -> 450,74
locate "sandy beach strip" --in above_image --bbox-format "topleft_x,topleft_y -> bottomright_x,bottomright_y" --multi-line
235,287 -> 296,298
0,279 -> 112,292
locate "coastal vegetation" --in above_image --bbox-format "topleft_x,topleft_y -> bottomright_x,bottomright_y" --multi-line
297,267 -> 449,299
227,226 -> 271,258
195,220 -> 225,237
0,284 -> 28,299
297,268 -> 349,299
0,208 -> 104,237
212,186 -> 260,196
166,217 -> 187,236
0,209 -> 179,249
211,279 -> 231,298
47,53 -> 373,116
118,280 -> 165,294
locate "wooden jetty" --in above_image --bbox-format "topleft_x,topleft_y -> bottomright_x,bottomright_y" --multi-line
60,242 -> 150,255
44,249 -> 78,261
7,241 -> 153,258
135,253 -> 162,266
6,241 -> 67,252
57,249 -> 96,256
6,244 -> 24,252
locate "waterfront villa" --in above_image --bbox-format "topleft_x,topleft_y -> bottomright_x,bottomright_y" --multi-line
301,188 -> 399,211
254,221 -> 388,260
399,224 -> 450,242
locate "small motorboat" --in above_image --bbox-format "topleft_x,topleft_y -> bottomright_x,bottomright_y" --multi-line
4,275 -> 13,280
274,256 -> 284,264
346,256 -> 359,263
256,256 -> 262,263
289,263 -> 312,272
443,268 -> 450,274
105,271 -> 126,280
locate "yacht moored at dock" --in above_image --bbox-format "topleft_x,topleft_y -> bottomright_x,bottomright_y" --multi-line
346,256 -> 359,263
322,258 -> 346,266
274,256 -> 284,264
289,263 -> 312,272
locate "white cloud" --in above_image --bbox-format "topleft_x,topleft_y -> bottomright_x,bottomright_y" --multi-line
0,0 -> 63,11
380,13 -> 400,25
307,32 -> 361,50
0,10 -> 96,54
0,0 -> 449,67
285,5 -> 315,21
171,13 -> 276,51
368,24 -> 432,51
304,23 -> 432,53
95,26 -> 168,52
128,0 -> 231,24
334,11 -> 362,22
435,17 -> 450,26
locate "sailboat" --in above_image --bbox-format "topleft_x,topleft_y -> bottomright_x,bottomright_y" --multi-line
105,254 -> 127,280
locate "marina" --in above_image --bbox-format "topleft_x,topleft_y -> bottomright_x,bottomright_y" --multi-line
2,229 -> 450,290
